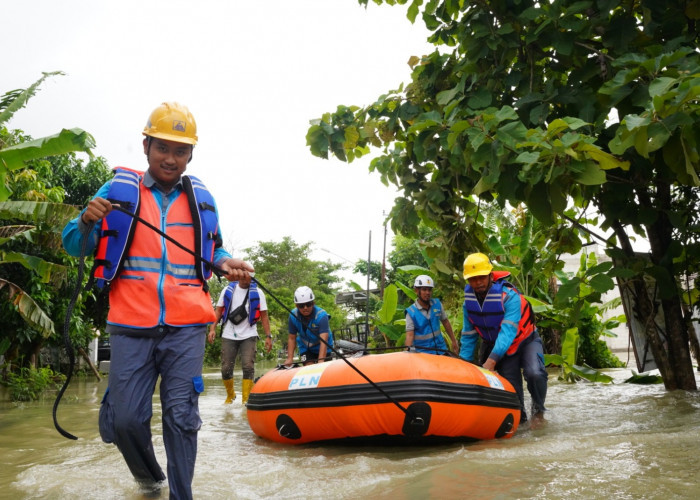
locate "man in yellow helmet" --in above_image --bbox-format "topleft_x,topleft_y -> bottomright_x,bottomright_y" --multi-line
63,102 -> 253,499
460,253 -> 547,425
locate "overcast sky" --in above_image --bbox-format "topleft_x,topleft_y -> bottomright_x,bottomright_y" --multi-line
3,0 -> 434,286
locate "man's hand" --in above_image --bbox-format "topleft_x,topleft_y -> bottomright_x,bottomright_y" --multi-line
81,197 -> 113,224
482,358 -> 497,372
207,325 -> 217,344
219,258 -> 254,282
264,336 -> 272,353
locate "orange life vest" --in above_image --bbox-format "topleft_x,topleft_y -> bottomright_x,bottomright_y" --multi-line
106,182 -> 216,328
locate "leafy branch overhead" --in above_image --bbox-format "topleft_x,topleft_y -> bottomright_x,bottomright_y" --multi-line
0,72 -> 96,202
308,0 -> 700,391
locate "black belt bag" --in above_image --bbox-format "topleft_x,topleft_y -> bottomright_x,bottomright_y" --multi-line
228,289 -> 250,325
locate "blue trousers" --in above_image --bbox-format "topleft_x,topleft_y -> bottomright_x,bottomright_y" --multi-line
480,332 -> 548,421
99,326 -> 206,500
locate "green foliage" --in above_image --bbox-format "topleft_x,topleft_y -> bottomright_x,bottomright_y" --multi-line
1,75 -> 110,382
374,283 -> 406,345
311,0 -> 700,388
539,252 -> 625,382
203,331 -> 222,367
1,73 -> 95,202
624,371 -> 664,385
3,365 -> 64,401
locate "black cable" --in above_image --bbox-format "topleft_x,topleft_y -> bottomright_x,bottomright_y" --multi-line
111,205 -> 225,278
53,222 -> 94,440
63,205 -> 418,425
249,278 -> 413,418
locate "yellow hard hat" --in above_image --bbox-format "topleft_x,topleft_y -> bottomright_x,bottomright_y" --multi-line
463,253 -> 493,279
142,102 -> 198,145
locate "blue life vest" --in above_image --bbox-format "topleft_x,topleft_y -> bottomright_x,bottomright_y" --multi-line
92,167 -> 220,289
290,306 -> 334,352
221,281 -> 261,326
405,299 -> 447,353
463,279 -> 535,354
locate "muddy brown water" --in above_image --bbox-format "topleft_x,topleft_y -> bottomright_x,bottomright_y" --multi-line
1,365 -> 699,499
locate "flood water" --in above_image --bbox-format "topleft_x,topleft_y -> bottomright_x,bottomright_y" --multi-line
1,364 -> 699,499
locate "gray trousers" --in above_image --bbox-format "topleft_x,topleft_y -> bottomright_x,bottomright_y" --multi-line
221,336 -> 257,380
99,326 -> 206,500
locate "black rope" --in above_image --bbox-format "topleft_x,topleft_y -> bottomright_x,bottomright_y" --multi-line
53,221 -> 94,440
115,205 -> 416,418
249,278 -> 413,418
58,204 -> 419,433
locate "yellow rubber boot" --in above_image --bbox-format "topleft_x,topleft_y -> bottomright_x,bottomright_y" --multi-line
241,379 -> 254,405
223,378 -> 236,404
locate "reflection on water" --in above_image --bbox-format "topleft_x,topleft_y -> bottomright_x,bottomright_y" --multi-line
1,367 -> 699,499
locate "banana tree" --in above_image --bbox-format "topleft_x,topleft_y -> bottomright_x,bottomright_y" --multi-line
0,72 -> 95,201
538,252 -> 624,383
1,201 -> 78,336
0,73 -> 94,362
373,283 -> 405,347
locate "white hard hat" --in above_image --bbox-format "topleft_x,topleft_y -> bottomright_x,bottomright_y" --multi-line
294,286 -> 315,303
414,275 -> 434,288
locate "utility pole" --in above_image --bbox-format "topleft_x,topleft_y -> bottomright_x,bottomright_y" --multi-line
381,211 -> 387,299
365,230 -> 371,347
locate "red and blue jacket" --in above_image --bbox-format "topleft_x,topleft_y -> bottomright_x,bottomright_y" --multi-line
62,167 -> 229,329
460,276 -> 536,363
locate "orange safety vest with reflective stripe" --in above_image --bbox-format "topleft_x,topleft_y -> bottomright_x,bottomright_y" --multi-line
106,182 -> 216,328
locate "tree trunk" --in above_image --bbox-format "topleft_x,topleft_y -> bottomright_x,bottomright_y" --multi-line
78,347 -> 102,381
612,219 -> 696,390
680,298 -> 700,370
636,184 -> 697,390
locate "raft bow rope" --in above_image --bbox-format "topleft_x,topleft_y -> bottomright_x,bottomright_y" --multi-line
55,204 -> 430,439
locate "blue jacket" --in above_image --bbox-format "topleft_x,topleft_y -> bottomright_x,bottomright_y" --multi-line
460,279 -> 535,363
288,306 -> 334,354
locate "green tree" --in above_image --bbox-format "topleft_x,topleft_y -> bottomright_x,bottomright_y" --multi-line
238,237 -> 349,345
308,0 -> 700,390
1,74 -> 103,383
1,72 -> 96,201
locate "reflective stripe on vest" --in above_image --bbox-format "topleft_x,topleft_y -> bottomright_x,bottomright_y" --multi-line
406,299 -> 447,352
463,279 -> 535,355
105,179 -> 216,328
93,167 -> 220,288
222,281 -> 261,326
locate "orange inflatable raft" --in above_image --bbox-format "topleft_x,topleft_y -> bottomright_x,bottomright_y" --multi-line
247,351 -> 521,445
